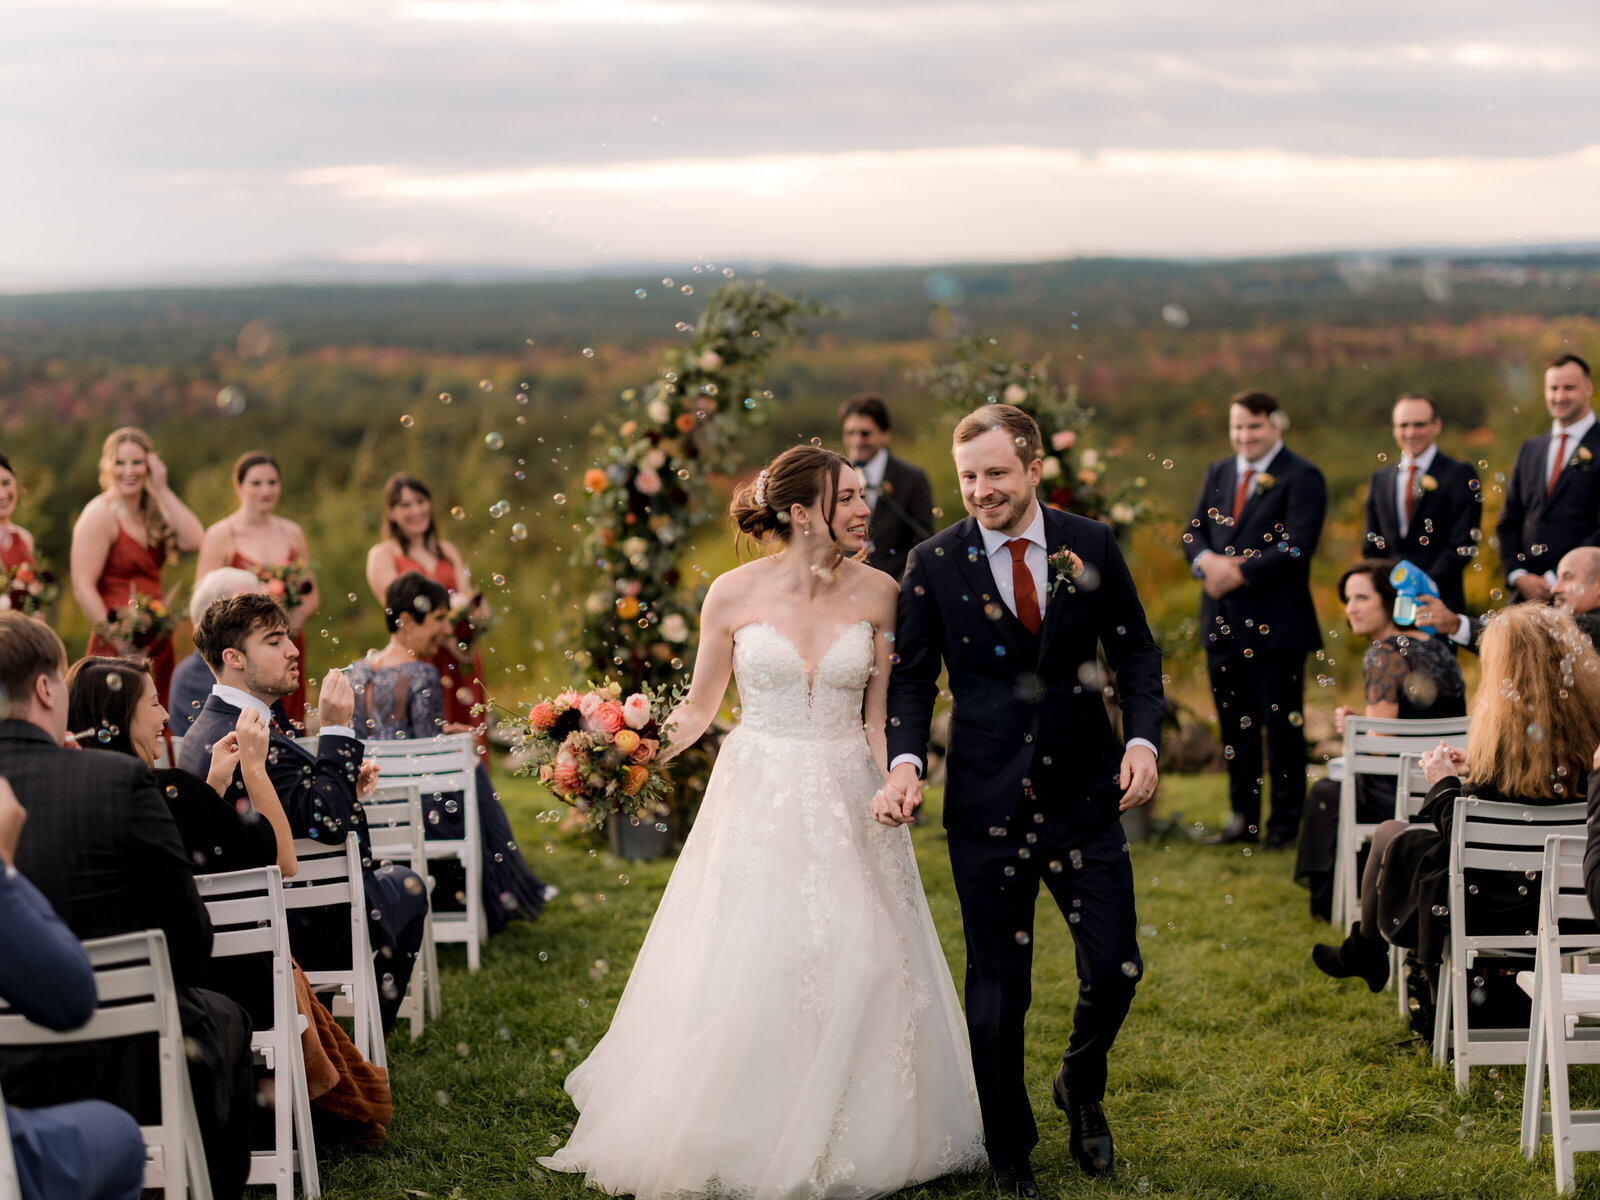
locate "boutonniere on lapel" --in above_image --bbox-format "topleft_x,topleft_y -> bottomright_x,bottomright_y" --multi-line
1569,446 -> 1594,472
1047,546 -> 1084,597
1419,474 -> 1438,493
1253,472 -> 1278,495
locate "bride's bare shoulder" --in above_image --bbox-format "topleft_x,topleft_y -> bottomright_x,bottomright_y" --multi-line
839,559 -> 900,604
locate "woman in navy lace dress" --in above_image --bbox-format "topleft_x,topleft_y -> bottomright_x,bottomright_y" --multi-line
348,571 -> 549,932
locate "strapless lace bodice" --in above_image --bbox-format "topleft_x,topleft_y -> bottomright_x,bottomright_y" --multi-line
732,621 -> 874,741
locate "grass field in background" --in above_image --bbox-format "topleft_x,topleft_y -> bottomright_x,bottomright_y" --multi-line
314,768 -> 1598,1199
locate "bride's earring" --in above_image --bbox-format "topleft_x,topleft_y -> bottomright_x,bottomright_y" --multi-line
802,524 -> 811,536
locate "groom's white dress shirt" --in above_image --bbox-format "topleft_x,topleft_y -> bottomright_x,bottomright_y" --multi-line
210,683 -> 354,741
889,502 -> 1156,778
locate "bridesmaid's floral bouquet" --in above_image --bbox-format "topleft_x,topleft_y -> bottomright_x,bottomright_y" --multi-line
0,561 -> 59,617
97,592 -> 175,650
447,590 -> 489,647
506,679 -> 679,828
252,561 -> 314,613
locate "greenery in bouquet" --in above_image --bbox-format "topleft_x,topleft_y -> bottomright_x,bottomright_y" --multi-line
96,592 -> 176,650
911,330 -> 1151,542
251,559 -> 314,614
506,679 -> 680,829
0,560 -> 59,617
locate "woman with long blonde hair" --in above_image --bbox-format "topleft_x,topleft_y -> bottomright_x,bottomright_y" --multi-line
1312,603 -> 1600,1017
70,427 -> 204,704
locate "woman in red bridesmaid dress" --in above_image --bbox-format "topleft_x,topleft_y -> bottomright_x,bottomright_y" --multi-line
365,473 -> 489,753
196,452 -> 319,728
70,428 -> 204,705
0,452 -> 39,575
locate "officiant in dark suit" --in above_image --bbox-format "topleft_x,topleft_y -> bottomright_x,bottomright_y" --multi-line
1185,390 -> 1327,849
841,394 -> 936,580
1497,354 -> 1600,601
180,592 -> 429,1035
1361,393 -> 1479,613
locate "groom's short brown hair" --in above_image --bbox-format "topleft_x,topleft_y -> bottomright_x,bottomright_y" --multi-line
953,404 -> 1043,466
193,592 -> 289,673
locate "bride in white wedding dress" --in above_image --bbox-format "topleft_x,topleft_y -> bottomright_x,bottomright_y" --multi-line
539,445 -> 986,1199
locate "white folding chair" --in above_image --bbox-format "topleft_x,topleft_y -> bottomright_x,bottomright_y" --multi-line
0,1076 -> 18,1200
197,866 -> 320,1200
362,735 -> 486,970
1434,796 -> 1592,1093
1331,714 -> 1470,933
1517,835 -> 1600,1193
362,782 -> 442,1037
0,930 -> 212,1198
1390,752 -> 1438,1015
283,834 -> 387,1071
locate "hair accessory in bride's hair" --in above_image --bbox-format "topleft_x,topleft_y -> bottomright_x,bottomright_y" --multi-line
753,468 -> 770,509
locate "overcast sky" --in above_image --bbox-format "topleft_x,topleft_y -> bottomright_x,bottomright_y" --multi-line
4,0 -> 1598,288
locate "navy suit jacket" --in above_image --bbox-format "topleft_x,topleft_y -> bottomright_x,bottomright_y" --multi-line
1362,451 -> 1480,612
1182,445 -> 1327,656
0,868 -> 97,1033
180,695 -> 369,862
864,455 -> 936,580
1496,423 -> 1600,583
886,506 -> 1165,836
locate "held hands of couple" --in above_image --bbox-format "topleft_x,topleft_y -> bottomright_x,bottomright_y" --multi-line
1118,743 -> 1159,812
872,762 -> 923,827
1421,740 -> 1468,785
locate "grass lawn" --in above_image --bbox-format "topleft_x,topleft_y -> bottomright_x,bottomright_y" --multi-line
315,769 -> 1592,1199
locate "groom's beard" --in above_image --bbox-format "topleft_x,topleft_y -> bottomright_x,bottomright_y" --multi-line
966,491 -> 1032,534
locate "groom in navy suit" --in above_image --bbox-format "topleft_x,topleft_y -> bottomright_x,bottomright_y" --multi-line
180,592 -> 429,1035
882,405 -> 1164,1193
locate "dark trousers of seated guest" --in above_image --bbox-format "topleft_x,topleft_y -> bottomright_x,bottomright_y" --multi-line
7,1098 -> 145,1200
0,986 -> 254,1200
1296,775 -> 1396,921
292,862 -> 429,1035
1207,650 -> 1307,841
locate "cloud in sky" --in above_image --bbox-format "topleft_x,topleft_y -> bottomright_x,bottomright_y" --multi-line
2,0 -> 1597,286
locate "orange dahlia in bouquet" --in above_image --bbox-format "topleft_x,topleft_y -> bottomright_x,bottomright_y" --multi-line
508,678 -> 678,828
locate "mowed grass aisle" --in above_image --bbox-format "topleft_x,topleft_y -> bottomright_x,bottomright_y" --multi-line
317,771 -> 1596,1199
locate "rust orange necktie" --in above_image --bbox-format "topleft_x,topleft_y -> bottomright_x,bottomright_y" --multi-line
1008,539 -> 1041,634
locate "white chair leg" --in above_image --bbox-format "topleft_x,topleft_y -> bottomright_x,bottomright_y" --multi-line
1453,951 -> 1472,1094
1434,940 -> 1453,1068
1550,1001 -> 1577,1194
287,1022 -> 321,1199
424,916 -> 442,1021
1521,966 -> 1547,1160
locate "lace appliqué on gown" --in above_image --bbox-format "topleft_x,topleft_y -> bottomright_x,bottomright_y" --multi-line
539,621 -> 986,1200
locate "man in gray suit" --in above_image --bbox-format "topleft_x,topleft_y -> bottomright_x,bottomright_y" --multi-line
841,394 -> 936,580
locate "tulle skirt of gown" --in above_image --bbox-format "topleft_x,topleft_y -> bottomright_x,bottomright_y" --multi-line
539,716 -> 986,1198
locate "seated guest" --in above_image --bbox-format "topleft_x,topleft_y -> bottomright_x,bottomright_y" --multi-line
1415,546 -> 1600,655
169,566 -> 265,736
349,571 -> 549,931
0,774 -> 146,1200
69,654 -> 393,1142
69,655 -> 295,879
1312,604 -> 1600,1010
180,593 -> 429,1036
1295,562 -> 1466,918
0,612 -> 253,1200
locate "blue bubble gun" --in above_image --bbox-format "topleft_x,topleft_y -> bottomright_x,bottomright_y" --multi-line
1389,559 -> 1440,635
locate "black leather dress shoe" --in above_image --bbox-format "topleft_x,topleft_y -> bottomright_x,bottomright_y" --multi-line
1262,830 -> 1296,850
993,1161 -> 1041,1198
1052,1067 -> 1115,1177
1198,814 -> 1258,845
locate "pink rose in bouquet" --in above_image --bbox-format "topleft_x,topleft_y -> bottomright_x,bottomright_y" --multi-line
579,692 -> 603,718
556,690 -> 580,708
552,751 -> 582,794
622,693 -> 652,729
592,701 -> 626,735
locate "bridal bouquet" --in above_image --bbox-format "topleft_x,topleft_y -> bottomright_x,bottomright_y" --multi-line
0,561 -> 59,617
97,592 -> 175,650
252,560 -> 314,613
507,679 -> 678,827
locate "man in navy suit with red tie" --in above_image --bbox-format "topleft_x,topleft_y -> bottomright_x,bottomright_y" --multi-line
1361,393 -> 1480,614
1184,390 -> 1326,848
1497,354 -> 1600,600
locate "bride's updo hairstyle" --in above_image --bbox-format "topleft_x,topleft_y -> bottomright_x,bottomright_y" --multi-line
729,445 -> 863,564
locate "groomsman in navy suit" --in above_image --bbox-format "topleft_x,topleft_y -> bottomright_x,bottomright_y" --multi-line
1361,393 -> 1480,614
1498,354 -> 1600,600
1184,390 -> 1326,848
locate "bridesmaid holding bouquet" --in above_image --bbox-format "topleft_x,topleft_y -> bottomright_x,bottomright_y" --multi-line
196,452 -> 319,727
71,427 -> 204,704
0,453 -> 60,617
365,473 -> 490,752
